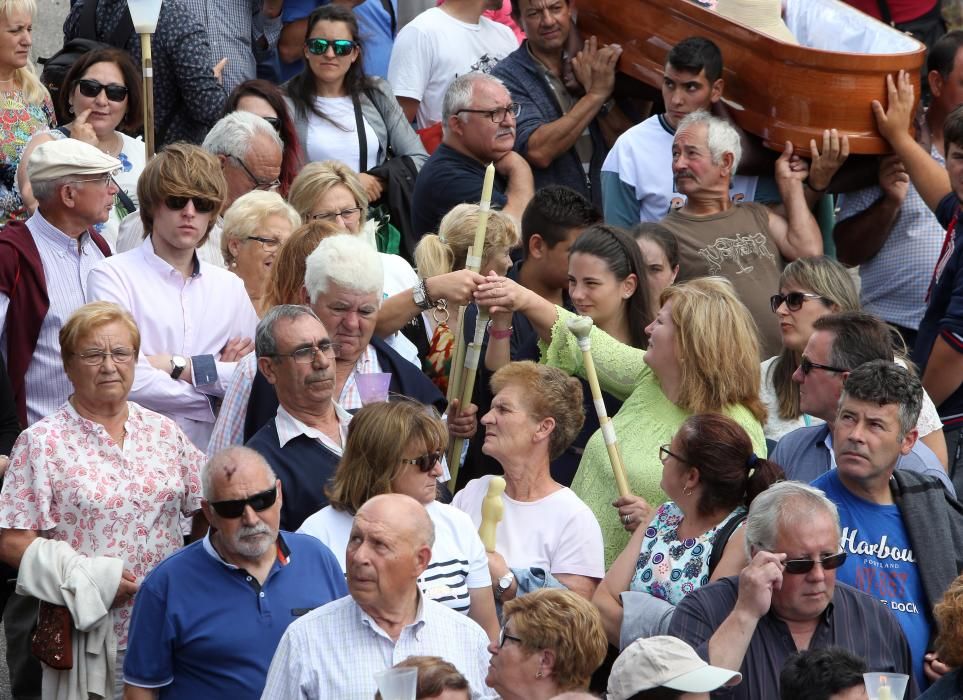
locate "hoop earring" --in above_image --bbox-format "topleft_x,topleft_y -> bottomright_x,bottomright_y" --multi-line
683,487 -> 693,497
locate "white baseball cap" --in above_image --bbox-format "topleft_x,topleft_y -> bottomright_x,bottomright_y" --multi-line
607,636 -> 742,699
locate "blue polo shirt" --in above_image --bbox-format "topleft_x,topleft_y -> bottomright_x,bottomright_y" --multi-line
123,531 -> 348,699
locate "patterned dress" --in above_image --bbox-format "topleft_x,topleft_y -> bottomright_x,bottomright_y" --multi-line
0,87 -> 55,226
630,502 -> 746,605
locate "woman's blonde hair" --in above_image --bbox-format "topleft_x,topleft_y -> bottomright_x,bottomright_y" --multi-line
1,0 -> 46,104
414,204 -> 519,278
262,219 -> 343,308
326,399 -> 448,513
660,277 -> 767,422
221,190 -> 300,266
502,589 -> 607,692
769,256 -> 859,421
287,160 -> 368,226
935,574 -> 963,667
59,301 -> 140,367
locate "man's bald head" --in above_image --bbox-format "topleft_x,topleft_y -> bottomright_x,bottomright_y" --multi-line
203,446 -> 276,500
359,494 -> 435,549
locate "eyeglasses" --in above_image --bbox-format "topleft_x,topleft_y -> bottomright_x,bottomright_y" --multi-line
799,356 -> 848,376
769,291 -> 825,313
74,347 -> 135,365
783,551 -> 847,575
209,485 -> 278,518
164,195 -> 218,213
400,451 -> 443,473
231,156 -> 281,192
245,235 -> 282,251
76,78 -> 129,102
261,116 -> 282,133
498,627 -> 523,648
305,38 -> 358,56
456,102 -> 521,123
310,206 -> 362,223
66,169 -> 120,187
659,444 -> 689,464
271,341 -> 340,364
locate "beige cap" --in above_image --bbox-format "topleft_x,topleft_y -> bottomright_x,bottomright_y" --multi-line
27,139 -> 122,182
716,0 -> 798,44
607,636 -> 742,699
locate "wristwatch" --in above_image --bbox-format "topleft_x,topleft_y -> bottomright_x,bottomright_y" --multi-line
412,279 -> 434,310
170,355 -> 188,380
494,571 -> 515,602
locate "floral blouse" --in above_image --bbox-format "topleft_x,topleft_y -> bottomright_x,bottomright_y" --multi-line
0,87 -> 55,226
629,501 -> 746,605
0,401 -> 204,647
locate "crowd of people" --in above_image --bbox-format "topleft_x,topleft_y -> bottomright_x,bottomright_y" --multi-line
2,0 -> 963,698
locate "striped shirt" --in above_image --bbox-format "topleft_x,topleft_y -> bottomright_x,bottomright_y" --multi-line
668,576 -> 918,699
261,594 -> 496,700
0,212 -> 106,425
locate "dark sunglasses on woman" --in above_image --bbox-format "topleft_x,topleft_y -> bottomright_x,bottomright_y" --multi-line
400,451 -> 443,473
77,78 -> 129,102
305,38 -> 357,57
769,291 -> 824,313
209,485 -> 278,518
164,195 -> 218,213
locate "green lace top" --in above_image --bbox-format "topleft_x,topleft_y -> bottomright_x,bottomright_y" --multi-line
540,306 -> 767,567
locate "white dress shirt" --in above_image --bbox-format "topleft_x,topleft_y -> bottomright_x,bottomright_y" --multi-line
261,594 -> 496,700
86,236 -> 259,448
274,402 -> 352,454
116,210 -> 226,269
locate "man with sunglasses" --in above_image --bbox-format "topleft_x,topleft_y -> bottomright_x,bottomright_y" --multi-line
770,312 -> 952,494
262,493 -> 495,699
669,481 -> 916,700
411,72 -> 534,238
812,360 -> 963,689
122,446 -> 347,700
115,112 -> 284,269
87,144 -> 260,450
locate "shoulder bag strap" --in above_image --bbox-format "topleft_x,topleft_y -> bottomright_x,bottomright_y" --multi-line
707,512 -> 747,577
77,0 -> 99,39
875,0 -> 894,26
380,0 -> 397,37
352,93 -> 368,173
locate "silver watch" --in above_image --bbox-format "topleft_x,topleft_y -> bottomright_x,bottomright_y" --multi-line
170,355 -> 187,380
494,571 -> 515,601
412,279 -> 433,310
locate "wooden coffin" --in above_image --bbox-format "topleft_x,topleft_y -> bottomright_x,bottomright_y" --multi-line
576,0 -> 926,154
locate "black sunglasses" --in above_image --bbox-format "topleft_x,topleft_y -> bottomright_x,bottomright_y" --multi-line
77,78 -> 129,102
783,551 -> 847,575
209,485 -> 278,518
400,451 -> 443,473
305,38 -> 357,56
799,356 -> 848,376
164,195 -> 218,213
261,116 -> 282,133
769,291 -> 825,313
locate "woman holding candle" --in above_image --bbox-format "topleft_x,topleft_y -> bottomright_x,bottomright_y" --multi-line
0,0 -> 55,226
298,398 -> 499,642
476,276 -> 767,566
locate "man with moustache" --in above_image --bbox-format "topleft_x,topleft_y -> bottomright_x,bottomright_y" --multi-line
86,144 -> 259,450
122,446 -> 347,700
491,0 -> 627,205
262,494 -> 495,699
411,72 -> 535,238
812,361 -> 963,688
246,305 -> 351,532
669,481 -> 916,700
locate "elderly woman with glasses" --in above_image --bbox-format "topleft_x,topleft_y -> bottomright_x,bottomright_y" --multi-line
0,301 -> 203,697
221,191 -> 301,317
284,4 -> 426,202
485,589 -> 607,700
299,398 -> 499,641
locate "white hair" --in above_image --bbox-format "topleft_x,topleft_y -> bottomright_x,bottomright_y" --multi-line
304,233 -> 384,303
221,190 -> 300,265
676,110 -> 742,177
744,481 -> 840,558
441,72 -> 508,137
202,111 -> 283,160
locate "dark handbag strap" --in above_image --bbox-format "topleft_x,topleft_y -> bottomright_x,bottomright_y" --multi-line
352,94 -> 368,173
78,0 -> 135,48
380,0 -> 397,37
707,512 -> 747,577
875,0 -> 894,26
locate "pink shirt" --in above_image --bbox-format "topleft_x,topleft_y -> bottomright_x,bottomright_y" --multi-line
0,401 -> 204,646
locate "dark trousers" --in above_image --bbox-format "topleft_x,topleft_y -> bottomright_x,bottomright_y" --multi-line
4,592 -> 41,700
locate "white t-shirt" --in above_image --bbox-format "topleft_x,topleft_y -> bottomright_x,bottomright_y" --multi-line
298,500 -> 490,615
601,113 -> 758,223
452,475 -> 605,579
306,96 -> 380,171
387,7 -> 517,130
